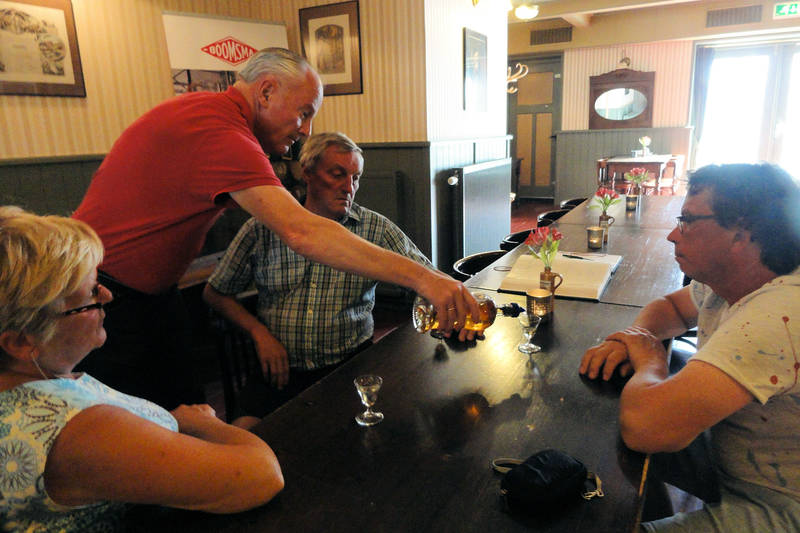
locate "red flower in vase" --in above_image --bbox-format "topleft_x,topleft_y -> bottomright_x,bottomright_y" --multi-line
624,167 -> 650,186
525,226 -> 563,269
591,188 -> 622,212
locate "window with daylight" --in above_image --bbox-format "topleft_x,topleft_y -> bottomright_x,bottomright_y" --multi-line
692,41 -> 800,178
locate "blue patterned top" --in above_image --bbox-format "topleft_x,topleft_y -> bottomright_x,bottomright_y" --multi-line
0,373 -> 178,532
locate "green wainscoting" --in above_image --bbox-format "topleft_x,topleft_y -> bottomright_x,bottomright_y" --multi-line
0,136 -> 511,271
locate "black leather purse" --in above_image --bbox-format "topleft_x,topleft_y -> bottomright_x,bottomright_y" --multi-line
492,449 -> 604,511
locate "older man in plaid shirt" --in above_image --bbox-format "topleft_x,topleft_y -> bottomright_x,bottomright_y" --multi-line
203,132 -> 433,428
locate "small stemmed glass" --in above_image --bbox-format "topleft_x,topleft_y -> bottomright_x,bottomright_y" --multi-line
354,375 -> 384,426
518,312 -> 542,354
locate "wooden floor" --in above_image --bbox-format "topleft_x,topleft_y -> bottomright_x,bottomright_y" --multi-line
510,198 -> 558,233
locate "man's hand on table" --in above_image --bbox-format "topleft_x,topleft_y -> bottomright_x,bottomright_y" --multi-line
579,326 -> 666,381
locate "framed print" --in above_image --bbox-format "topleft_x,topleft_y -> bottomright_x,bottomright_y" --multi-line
0,0 -> 85,96
299,0 -> 362,96
463,28 -> 487,111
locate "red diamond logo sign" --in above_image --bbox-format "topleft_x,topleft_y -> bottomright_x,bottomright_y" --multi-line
201,37 -> 257,66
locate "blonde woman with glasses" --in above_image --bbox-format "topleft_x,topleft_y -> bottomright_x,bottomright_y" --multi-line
0,207 -> 283,532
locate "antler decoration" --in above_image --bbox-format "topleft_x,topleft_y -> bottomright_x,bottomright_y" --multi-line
506,63 -> 529,94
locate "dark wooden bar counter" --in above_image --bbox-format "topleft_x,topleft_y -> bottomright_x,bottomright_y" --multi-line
466,224 -> 683,307
556,195 -> 684,230
125,195 -> 687,531
126,294 -> 646,533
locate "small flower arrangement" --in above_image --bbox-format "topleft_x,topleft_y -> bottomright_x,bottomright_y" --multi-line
590,188 -> 622,213
638,136 -> 652,156
623,167 -> 649,186
525,226 -> 563,269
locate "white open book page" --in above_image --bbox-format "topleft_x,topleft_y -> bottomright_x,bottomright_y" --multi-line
499,252 -> 622,300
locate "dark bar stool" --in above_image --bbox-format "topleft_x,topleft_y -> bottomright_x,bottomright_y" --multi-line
499,228 -> 534,251
452,250 -> 507,281
559,197 -> 587,210
537,209 -> 570,226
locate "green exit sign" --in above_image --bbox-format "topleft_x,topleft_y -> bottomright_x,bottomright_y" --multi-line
774,2 -> 800,18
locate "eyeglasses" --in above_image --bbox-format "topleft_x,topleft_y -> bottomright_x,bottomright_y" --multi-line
675,214 -> 716,234
60,283 -> 106,317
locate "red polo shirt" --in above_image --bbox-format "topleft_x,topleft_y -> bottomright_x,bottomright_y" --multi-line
74,87 -> 280,294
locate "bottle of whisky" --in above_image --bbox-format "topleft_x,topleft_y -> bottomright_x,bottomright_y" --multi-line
412,293 -> 523,334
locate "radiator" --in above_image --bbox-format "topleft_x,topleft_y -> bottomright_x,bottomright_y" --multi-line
449,158 -> 512,262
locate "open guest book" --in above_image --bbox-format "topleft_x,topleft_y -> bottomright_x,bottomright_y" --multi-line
499,252 -> 622,301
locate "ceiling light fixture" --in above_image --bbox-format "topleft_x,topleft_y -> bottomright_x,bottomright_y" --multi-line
514,3 -> 539,20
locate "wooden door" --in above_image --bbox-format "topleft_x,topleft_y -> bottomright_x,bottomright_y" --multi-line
508,55 -> 562,199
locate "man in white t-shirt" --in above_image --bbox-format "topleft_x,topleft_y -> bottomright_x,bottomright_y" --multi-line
579,163 -> 800,532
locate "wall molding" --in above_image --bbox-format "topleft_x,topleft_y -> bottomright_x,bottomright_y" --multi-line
0,154 -> 105,167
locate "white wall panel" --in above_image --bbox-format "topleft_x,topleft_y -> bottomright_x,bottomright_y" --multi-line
562,40 -> 693,131
424,0 -> 507,141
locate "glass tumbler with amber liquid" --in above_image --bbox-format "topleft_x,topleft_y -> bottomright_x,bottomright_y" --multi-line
412,292 -> 505,334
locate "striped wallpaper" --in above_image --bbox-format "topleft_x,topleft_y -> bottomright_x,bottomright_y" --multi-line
1,1 -> 693,159
561,40 -> 694,131
0,0 -> 429,160
424,0 -> 508,141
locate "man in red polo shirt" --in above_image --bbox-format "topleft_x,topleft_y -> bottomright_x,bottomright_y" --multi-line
73,48 -> 477,409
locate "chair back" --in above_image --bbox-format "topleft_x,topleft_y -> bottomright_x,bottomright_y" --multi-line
452,250 -> 507,281
209,291 -> 260,422
597,158 -> 611,187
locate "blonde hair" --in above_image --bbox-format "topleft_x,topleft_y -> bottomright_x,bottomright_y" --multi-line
0,206 -> 103,345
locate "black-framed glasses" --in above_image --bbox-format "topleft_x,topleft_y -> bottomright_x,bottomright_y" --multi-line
675,214 -> 716,233
61,302 -> 104,316
60,283 -> 107,317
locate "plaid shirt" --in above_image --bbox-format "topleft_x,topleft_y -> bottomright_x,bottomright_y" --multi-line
208,203 -> 432,370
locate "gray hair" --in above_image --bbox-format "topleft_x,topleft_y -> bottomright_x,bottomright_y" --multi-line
238,48 -> 313,84
299,132 -> 363,173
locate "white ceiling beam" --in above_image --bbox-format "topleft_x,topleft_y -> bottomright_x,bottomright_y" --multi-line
562,13 -> 593,27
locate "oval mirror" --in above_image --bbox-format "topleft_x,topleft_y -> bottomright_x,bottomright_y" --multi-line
594,88 -> 648,121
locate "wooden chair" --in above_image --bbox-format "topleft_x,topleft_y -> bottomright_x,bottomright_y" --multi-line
452,250 -> 507,281
209,291 -> 260,422
597,158 -> 611,188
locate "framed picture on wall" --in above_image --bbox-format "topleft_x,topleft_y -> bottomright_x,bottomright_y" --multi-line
0,0 -> 85,96
463,28 -> 487,112
299,0 -> 362,96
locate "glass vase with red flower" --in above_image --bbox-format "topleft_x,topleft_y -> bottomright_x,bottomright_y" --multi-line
623,167 -> 648,211
590,188 -> 621,243
524,227 -> 564,292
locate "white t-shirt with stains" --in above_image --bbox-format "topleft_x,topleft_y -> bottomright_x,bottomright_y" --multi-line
690,267 -> 800,500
